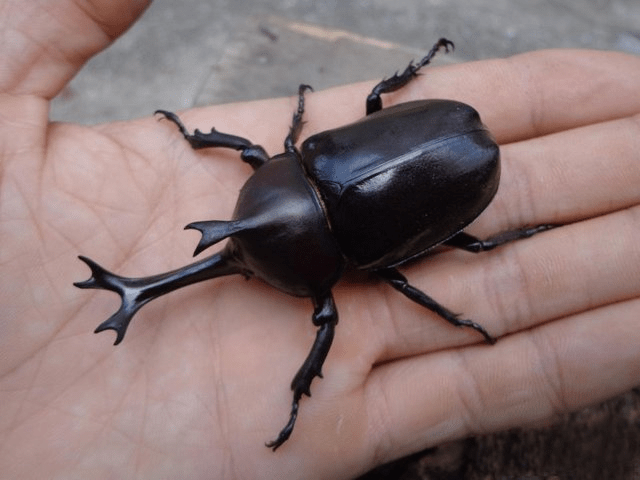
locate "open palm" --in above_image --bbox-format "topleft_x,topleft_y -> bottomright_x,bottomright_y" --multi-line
2,1 -> 640,478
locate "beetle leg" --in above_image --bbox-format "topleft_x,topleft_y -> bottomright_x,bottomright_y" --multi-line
266,292 -> 338,451
284,84 -> 313,154
377,267 -> 496,344
155,110 -> 269,170
444,225 -> 555,253
365,38 -> 454,115
74,252 -> 244,345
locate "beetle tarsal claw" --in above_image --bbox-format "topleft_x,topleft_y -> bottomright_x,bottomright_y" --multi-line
266,401 -> 299,451
437,37 -> 455,53
454,318 -> 497,345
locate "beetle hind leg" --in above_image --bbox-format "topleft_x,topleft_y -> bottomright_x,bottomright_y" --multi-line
444,225 -> 555,253
155,110 -> 269,170
266,292 -> 337,450
377,267 -> 495,344
366,38 -> 453,115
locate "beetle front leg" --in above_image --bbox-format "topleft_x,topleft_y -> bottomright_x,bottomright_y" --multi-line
155,110 -> 269,170
377,267 -> 496,344
266,292 -> 338,451
366,38 -> 453,115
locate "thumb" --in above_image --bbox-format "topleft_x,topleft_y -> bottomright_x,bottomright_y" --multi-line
0,0 -> 151,99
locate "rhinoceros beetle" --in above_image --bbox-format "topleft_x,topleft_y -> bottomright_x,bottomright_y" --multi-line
75,38 -> 550,450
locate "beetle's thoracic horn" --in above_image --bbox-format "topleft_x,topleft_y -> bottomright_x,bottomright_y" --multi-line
185,220 -> 246,256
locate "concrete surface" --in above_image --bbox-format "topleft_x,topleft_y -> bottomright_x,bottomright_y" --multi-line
50,0 -> 640,124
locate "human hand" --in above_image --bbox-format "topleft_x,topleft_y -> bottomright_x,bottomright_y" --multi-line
1,0 -> 639,478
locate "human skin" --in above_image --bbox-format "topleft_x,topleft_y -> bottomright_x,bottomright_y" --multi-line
1,0 -> 639,479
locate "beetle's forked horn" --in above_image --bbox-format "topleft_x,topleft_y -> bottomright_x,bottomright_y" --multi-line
74,252 -> 243,345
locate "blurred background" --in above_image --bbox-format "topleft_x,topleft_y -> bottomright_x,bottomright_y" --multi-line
50,0 -> 640,124
51,1 -> 640,478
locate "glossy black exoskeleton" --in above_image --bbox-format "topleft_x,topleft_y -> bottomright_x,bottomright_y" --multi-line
75,39 -> 550,450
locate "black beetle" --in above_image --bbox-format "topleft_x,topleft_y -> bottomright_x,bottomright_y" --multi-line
75,38 -> 549,450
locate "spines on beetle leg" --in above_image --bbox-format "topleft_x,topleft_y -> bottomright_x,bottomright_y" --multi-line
185,220 -> 251,256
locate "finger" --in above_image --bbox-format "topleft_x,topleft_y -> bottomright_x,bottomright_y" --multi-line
363,296 -> 640,465
0,0 -> 151,98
